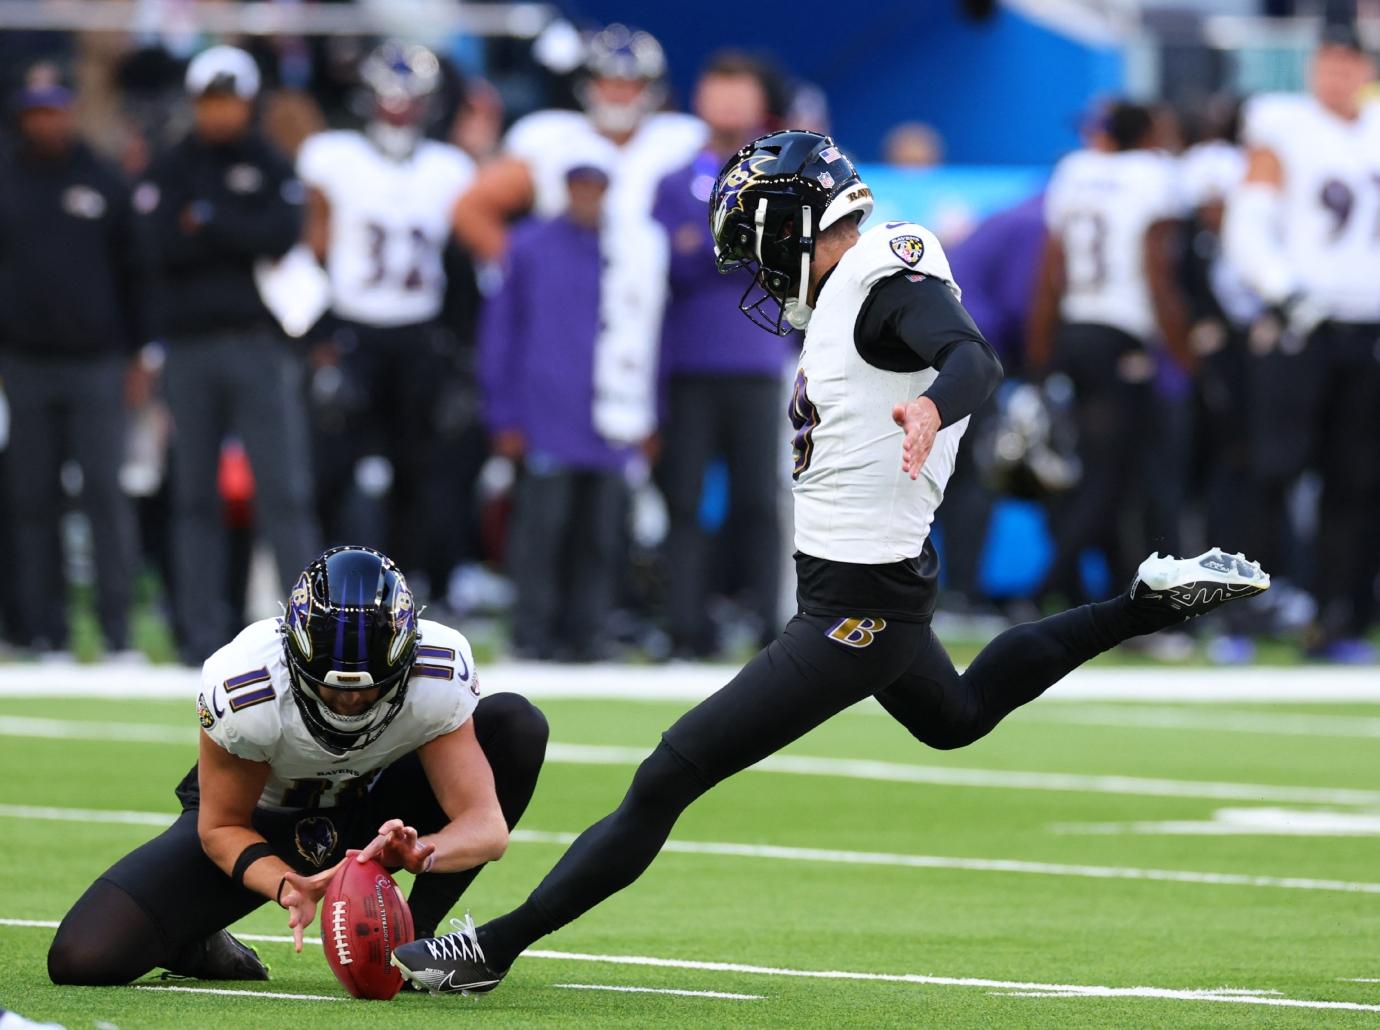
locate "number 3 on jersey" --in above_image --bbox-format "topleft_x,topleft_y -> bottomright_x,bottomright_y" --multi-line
789,369 -> 820,479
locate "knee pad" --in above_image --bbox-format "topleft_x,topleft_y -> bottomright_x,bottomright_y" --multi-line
480,693 -> 550,757
48,882 -> 162,985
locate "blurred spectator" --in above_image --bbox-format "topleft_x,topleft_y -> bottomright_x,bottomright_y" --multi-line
449,76 -> 505,164
1224,25 -> 1380,660
785,80 -> 830,135
939,191 -> 1046,611
652,52 -> 788,657
0,66 -> 146,657
138,46 -> 319,663
1028,101 -> 1191,604
480,161 -> 633,661
297,42 -> 476,589
883,121 -> 945,168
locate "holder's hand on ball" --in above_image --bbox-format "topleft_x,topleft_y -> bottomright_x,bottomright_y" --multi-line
280,859 -> 344,952
357,819 -> 435,875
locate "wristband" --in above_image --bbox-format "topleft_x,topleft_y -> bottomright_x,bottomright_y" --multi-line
422,853 -> 435,874
276,875 -> 289,907
231,842 -> 276,888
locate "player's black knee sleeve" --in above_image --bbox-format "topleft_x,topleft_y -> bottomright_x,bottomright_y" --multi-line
474,692 -> 549,829
48,879 -> 165,985
479,692 -> 550,767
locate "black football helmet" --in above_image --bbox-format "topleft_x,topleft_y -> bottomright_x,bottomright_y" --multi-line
576,23 -> 667,135
709,130 -> 874,335
282,545 -> 419,754
358,40 -> 442,159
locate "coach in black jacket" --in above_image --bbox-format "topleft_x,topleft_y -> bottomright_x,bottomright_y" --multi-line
0,70 -> 145,656
138,46 -> 319,663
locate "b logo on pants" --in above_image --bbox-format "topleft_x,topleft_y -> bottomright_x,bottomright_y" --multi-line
826,617 -> 887,648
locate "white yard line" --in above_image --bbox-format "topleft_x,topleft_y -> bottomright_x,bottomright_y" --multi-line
4,812 -> 1380,895
4,921 -> 1373,1014
135,984 -> 344,1002
1,662 -> 1379,702
520,950 -> 1380,1014
0,804 -> 173,826
5,715 -> 1379,806
1024,705 -> 1380,739
552,983 -> 762,1000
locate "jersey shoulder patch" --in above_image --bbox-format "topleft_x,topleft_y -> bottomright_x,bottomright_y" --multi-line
850,222 -> 958,297
199,619 -> 286,760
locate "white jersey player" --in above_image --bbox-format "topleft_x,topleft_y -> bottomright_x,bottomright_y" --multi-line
791,220 -> 968,565
1222,26 -> 1380,658
1031,102 -> 1190,367
389,131 -> 1270,997
1027,101 -> 1192,602
452,24 -> 705,445
200,614 -> 477,811
48,546 -> 549,986
299,130 -> 472,327
299,42 -> 474,328
1225,31 -> 1380,325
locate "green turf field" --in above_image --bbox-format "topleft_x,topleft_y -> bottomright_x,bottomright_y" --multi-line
3,686 -> 1380,1027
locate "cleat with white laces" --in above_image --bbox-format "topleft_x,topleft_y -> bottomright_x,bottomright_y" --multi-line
1130,548 -> 1270,618
391,913 -> 506,996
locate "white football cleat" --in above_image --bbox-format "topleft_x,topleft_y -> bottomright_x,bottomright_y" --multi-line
1130,548 -> 1270,618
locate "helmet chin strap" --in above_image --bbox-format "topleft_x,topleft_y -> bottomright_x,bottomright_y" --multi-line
784,204 -> 815,330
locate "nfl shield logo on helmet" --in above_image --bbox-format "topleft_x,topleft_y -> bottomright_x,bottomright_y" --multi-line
889,234 -> 926,267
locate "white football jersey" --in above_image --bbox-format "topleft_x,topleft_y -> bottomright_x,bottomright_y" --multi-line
297,131 -> 475,327
1241,93 -> 1380,321
1044,148 -> 1184,341
198,617 -> 479,812
792,222 -> 968,565
503,109 -> 705,227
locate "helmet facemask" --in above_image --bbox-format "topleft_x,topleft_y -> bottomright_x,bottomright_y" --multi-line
284,646 -> 413,756
716,196 -> 815,336
281,546 -> 420,756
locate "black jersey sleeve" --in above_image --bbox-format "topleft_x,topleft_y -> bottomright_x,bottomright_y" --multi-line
854,271 -> 1004,427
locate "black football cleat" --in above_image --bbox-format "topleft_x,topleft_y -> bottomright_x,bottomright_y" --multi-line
391,913 -> 506,996
161,929 -> 269,981
1130,548 -> 1270,618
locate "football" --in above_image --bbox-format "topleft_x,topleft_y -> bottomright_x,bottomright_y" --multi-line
320,853 -> 415,1000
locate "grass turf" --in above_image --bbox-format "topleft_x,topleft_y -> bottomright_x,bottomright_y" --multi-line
2,691 -> 1379,1027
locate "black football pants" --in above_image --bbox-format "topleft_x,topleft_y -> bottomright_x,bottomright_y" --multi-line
479,594 -> 1178,968
48,694 -> 548,985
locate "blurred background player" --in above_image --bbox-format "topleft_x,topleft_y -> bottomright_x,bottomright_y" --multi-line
0,64 -> 146,659
480,157 -> 633,661
297,41 -> 476,589
1028,101 -> 1192,606
455,24 -> 703,472
138,46 -> 320,664
652,51 -> 790,658
1224,23 -> 1380,662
